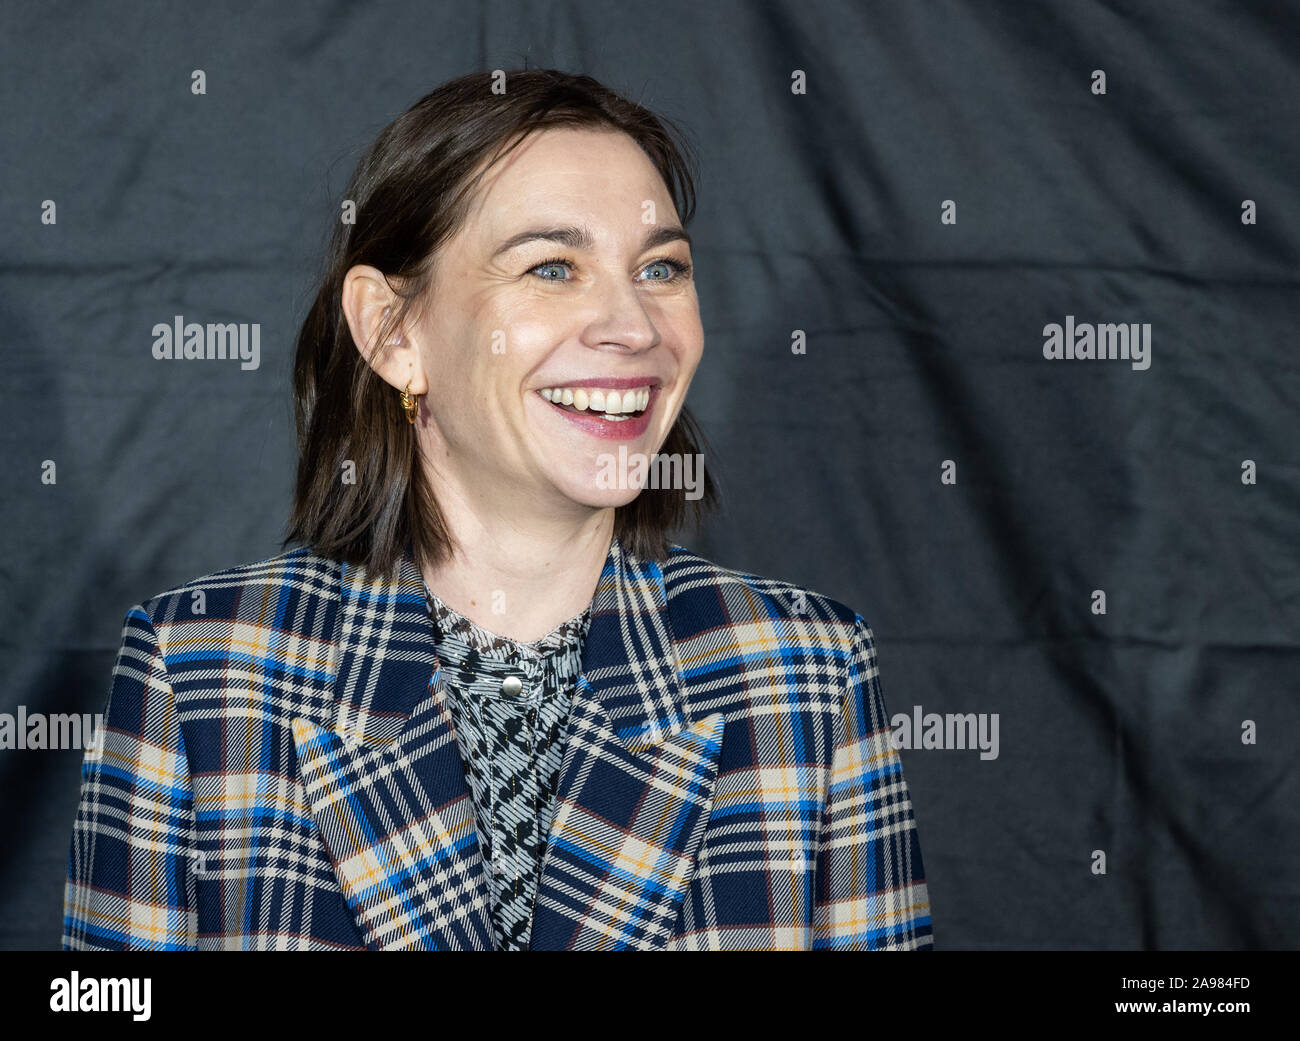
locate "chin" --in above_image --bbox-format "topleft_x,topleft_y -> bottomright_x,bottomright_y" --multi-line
562,483 -> 644,511
541,463 -> 642,510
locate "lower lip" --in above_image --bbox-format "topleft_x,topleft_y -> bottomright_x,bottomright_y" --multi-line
540,389 -> 658,440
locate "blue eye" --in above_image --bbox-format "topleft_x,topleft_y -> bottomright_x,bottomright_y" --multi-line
530,259 -> 571,280
526,256 -> 693,283
640,259 -> 691,282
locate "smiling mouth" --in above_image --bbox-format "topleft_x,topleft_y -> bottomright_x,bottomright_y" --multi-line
537,385 -> 652,422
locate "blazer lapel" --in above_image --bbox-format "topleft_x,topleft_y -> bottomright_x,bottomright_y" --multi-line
291,552 -> 496,950
292,537 -> 725,952
529,539 -> 726,950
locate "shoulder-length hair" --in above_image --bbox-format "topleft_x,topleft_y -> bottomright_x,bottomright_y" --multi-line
285,68 -> 718,582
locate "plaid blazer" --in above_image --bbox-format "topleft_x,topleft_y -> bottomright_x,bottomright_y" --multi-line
63,536 -> 934,950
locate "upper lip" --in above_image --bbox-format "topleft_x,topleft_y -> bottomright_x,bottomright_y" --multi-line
535,376 -> 663,390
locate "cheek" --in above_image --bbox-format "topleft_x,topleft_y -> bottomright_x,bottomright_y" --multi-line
670,310 -> 705,372
420,356 -> 491,446
422,339 -> 506,420
678,347 -> 703,383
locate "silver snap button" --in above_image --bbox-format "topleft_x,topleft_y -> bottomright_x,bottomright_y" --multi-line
500,675 -> 523,696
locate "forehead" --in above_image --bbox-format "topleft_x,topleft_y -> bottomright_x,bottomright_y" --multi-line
460,127 -> 676,241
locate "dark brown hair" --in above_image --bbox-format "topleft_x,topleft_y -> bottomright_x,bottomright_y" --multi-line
285,68 -> 718,581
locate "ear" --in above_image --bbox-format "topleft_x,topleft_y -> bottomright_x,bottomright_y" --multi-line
340,264 -> 428,394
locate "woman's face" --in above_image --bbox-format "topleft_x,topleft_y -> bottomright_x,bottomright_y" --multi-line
405,126 -> 703,518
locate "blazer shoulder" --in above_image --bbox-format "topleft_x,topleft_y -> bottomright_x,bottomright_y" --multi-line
133,545 -> 341,627
662,544 -> 866,637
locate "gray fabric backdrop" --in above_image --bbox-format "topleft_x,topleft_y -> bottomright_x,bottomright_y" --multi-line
2,0 -> 1297,949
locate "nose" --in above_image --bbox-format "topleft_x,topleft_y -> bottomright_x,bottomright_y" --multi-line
578,276 -> 662,355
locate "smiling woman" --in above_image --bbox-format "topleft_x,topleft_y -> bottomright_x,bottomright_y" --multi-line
62,68 -> 934,951
329,122 -> 709,634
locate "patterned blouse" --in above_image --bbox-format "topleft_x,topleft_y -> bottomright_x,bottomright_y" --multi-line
421,583 -> 591,951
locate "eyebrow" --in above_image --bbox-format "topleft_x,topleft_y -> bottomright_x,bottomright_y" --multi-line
491,223 -> 692,259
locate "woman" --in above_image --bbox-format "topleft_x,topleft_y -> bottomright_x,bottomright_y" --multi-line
62,69 -> 933,950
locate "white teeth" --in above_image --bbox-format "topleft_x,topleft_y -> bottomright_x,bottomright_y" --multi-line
536,384 -> 653,418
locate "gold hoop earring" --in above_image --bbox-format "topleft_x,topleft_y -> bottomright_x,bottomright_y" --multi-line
400,380 -> 420,424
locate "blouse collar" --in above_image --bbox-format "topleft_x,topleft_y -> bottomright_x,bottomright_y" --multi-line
421,580 -> 591,690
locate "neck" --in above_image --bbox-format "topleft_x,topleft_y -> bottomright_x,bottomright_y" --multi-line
420,489 -> 615,644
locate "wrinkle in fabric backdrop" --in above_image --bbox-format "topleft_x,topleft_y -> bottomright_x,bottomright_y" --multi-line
1,0 -> 1297,948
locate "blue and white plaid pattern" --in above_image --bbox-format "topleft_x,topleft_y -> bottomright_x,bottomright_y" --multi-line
63,537 -> 934,950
